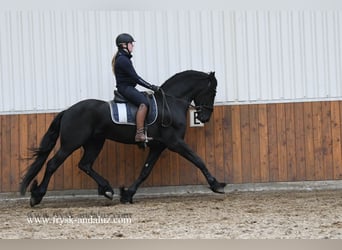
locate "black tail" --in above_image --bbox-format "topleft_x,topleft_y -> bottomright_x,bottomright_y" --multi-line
19,111 -> 65,195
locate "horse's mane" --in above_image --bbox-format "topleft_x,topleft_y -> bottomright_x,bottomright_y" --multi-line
161,70 -> 210,88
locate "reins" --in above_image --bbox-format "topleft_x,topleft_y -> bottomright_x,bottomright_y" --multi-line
160,88 -> 174,127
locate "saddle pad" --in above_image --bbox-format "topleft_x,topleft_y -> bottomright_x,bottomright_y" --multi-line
108,95 -> 158,126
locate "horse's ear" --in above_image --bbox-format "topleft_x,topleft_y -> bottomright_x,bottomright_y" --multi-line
209,71 -> 215,77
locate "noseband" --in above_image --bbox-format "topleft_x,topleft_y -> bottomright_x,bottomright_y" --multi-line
190,103 -> 214,112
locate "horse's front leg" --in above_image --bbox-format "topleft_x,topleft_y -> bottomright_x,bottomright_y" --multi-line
120,146 -> 166,204
168,140 -> 226,193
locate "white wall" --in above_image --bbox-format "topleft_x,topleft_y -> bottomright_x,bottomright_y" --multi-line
2,0 -> 341,10
1,1 -> 342,113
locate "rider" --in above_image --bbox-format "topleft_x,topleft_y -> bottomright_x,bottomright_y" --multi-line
112,33 -> 159,142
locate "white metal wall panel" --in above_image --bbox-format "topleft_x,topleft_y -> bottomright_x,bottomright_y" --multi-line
1,10 -> 342,114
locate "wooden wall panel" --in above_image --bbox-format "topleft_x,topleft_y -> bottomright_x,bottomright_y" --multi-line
267,104 -> 279,182
331,102 -> 342,179
2,101 -> 342,193
1,115 -> 11,192
294,103 -> 306,180
258,104 -> 269,182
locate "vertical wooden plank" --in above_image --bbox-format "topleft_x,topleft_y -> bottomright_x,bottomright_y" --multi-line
240,105 -> 251,183
99,144 -> 107,188
303,102 -> 315,180
196,124 -> 207,184
132,144 -> 140,186
294,103 -> 306,180
204,112 -> 216,183
223,105 -> 233,184
124,145 -> 136,187
267,104 -> 278,181
249,104 -> 260,182
178,127 -> 190,186
312,102 -> 324,180
277,103 -> 287,181
103,142 -> 110,181
35,113 -> 47,187
19,115 -> 29,187
213,107 -> 225,184
2,115 -> 11,192
116,144 -> 126,187
321,102 -> 333,180
27,113 -> 37,190
132,145 -> 144,187
10,115 -> 20,191
331,102 -> 342,180
160,150 -> 171,186
285,103 -> 296,181
338,101 -> 342,179
149,143 -> 165,186
231,105 -> 242,183
152,147 -> 164,186
169,150 -> 180,186
258,104 -> 269,182
106,140 -> 117,187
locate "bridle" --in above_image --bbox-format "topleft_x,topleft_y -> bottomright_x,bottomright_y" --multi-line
159,77 -> 215,127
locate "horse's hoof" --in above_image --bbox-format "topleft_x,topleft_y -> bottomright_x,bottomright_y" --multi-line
30,196 -> 42,207
104,191 -> 114,200
119,187 -> 134,204
211,182 -> 226,194
30,197 -> 37,207
120,197 -> 133,204
29,179 -> 43,207
98,185 -> 114,200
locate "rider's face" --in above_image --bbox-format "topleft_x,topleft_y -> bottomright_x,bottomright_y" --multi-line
127,42 -> 134,53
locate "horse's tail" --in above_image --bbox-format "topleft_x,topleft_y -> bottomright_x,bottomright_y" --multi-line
19,111 -> 65,195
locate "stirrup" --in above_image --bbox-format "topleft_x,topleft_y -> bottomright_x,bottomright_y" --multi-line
135,128 -> 152,143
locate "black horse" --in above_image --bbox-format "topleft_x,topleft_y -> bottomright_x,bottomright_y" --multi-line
20,70 -> 226,207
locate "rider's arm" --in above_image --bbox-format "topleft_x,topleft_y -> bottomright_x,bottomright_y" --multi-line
119,57 -> 155,90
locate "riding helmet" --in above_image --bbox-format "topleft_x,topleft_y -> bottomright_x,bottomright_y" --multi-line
116,33 -> 135,47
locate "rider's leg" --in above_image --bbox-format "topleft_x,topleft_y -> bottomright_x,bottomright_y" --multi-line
135,103 -> 148,142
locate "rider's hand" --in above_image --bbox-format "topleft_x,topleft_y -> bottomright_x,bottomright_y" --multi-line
150,85 -> 160,92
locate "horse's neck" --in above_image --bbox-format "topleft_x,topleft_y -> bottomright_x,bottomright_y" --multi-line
163,80 -> 198,100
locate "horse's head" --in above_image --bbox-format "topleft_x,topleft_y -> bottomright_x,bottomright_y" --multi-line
193,72 -> 217,123
161,70 -> 217,123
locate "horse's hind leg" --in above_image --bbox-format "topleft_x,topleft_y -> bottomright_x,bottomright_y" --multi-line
30,149 -> 71,207
78,137 -> 114,200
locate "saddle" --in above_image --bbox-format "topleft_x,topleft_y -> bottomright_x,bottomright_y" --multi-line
108,91 -> 158,126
